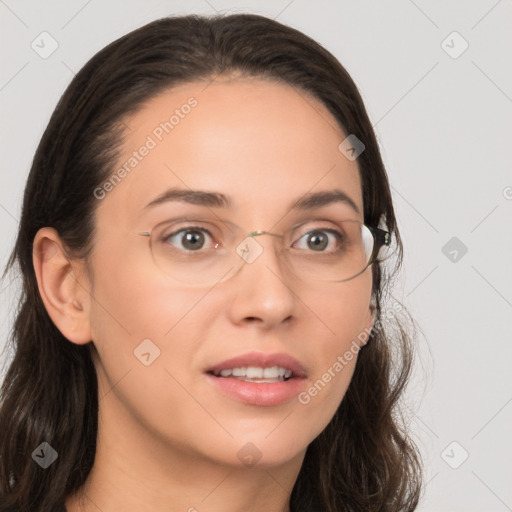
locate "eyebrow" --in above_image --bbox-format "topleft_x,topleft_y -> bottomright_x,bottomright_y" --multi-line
144,187 -> 360,214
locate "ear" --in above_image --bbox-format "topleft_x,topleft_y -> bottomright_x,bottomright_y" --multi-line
32,227 -> 92,344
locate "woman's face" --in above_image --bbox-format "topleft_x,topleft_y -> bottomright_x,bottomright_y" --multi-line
84,77 -> 374,469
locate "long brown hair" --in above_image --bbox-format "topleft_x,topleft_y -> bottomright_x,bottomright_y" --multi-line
0,13 -> 422,511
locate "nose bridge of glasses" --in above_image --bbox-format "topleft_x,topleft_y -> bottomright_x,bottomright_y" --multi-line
249,229 -> 282,241
232,228 -> 286,271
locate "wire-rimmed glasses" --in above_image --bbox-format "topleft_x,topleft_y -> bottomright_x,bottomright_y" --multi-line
138,216 -> 391,287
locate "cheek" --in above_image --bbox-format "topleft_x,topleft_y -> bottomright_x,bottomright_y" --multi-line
306,271 -> 373,355
86,243 -> 207,389
86,249 -> 217,444
88,236 -> 202,338
295,274 -> 372,433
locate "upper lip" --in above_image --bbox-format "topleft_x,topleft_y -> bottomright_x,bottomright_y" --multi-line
206,351 -> 308,379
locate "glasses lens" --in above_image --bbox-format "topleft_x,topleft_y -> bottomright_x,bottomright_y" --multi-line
287,221 -> 375,283
148,219 -> 238,285
148,219 -> 379,285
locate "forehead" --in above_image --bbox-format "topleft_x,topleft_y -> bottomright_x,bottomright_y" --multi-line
96,78 -> 363,227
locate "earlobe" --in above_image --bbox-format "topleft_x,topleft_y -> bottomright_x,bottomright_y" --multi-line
33,227 -> 92,345
369,297 -> 377,328
360,298 -> 377,348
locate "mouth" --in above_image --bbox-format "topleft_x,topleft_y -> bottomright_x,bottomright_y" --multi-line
205,351 -> 308,406
209,365 -> 294,383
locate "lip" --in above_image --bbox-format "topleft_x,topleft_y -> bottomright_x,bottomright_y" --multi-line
205,351 -> 308,407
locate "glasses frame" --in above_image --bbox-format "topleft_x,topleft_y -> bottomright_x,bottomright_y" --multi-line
137,222 -> 391,285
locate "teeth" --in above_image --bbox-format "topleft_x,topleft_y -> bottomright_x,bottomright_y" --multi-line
263,366 -> 280,378
246,367 -> 263,379
215,366 -> 293,380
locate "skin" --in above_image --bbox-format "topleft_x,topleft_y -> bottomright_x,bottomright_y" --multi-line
33,77 -> 375,511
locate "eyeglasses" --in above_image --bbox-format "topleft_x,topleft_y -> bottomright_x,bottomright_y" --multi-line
138,216 -> 390,287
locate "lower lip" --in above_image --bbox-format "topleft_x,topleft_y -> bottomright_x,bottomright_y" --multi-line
205,373 -> 307,406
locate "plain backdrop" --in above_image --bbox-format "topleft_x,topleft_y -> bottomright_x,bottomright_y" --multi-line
1,1 -> 511,511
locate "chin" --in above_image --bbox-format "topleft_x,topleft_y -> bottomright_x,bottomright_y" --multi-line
199,430 -> 310,470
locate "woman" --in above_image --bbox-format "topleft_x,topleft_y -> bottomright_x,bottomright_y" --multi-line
0,13 -> 422,511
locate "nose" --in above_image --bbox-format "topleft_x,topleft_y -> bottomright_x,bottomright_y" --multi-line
226,232 -> 297,327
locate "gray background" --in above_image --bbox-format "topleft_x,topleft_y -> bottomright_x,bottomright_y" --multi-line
1,1 -> 511,510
